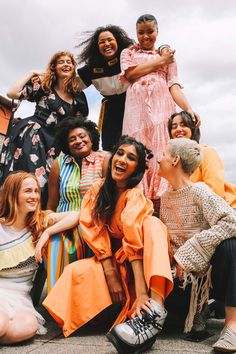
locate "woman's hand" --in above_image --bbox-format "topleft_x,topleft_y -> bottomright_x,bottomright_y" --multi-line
34,230 -> 50,263
104,269 -> 125,304
186,108 -> 201,128
160,48 -> 176,65
132,293 -> 153,318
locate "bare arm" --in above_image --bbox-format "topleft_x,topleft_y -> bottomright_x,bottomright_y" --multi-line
102,152 -> 112,177
170,84 -> 200,124
125,50 -> 175,82
7,70 -> 44,99
131,259 -> 152,317
47,160 -> 60,211
101,257 -> 125,304
35,211 -> 80,263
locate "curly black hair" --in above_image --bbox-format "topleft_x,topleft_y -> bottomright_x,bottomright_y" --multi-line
168,111 -> 201,143
77,25 -> 134,67
55,116 -> 100,155
93,135 -> 153,222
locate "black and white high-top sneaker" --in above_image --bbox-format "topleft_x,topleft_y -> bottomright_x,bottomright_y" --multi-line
107,300 -> 167,354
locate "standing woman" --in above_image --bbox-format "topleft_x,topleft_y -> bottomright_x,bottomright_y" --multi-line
120,14 -> 199,209
46,116 -> 110,291
41,136 -> 173,353
0,51 -> 88,207
76,25 -> 133,151
0,171 -> 80,344
168,110 -> 236,208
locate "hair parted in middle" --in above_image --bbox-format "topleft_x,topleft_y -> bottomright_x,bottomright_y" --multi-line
77,25 -> 134,67
41,51 -> 79,94
55,116 -> 100,155
168,138 -> 203,175
0,171 -> 51,244
168,111 -> 201,143
93,135 -> 153,222
136,14 -> 158,26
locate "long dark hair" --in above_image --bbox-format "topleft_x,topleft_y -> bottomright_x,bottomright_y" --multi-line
168,111 -> 201,143
77,25 -> 134,67
93,135 -> 153,222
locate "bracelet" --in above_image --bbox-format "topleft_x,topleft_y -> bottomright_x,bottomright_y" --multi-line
104,267 -> 116,274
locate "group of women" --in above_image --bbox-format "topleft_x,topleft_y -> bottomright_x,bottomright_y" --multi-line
1,12 -> 236,354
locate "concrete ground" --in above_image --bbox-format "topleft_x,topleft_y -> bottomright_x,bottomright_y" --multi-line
1,304 -> 224,354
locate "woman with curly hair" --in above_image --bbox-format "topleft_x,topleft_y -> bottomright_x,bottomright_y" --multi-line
45,116 -> 110,291
76,25 -> 133,151
0,171 -> 80,344
0,51 -> 88,207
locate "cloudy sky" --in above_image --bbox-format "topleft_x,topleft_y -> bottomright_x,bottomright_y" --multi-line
1,0 -> 236,183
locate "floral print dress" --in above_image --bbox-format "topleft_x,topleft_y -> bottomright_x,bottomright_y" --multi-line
0,80 -> 88,207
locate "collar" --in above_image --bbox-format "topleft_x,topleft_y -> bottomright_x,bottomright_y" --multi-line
64,151 -> 97,164
107,57 -> 118,66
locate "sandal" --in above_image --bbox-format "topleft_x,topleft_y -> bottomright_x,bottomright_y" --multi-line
213,326 -> 236,352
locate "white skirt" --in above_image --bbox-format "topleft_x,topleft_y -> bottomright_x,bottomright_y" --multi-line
0,280 -> 47,335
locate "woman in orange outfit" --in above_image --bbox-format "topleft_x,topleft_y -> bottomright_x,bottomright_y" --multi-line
41,135 -> 173,354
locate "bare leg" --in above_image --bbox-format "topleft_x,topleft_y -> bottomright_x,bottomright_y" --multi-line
0,309 -> 38,344
225,307 -> 236,333
150,290 -> 164,308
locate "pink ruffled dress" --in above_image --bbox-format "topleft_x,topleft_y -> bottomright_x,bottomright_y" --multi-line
120,45 -> 181,199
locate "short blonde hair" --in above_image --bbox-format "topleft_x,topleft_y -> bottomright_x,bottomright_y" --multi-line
168,138 -> 203,174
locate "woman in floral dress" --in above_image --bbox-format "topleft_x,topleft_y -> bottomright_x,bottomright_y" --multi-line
120,14 -> 198,212
0,51 -> 88,207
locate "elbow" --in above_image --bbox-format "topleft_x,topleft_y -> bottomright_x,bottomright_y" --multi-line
7,91 -> 20,99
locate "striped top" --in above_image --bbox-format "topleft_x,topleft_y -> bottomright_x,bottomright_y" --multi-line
57,150 -> 108,212
0,224 -> 37,285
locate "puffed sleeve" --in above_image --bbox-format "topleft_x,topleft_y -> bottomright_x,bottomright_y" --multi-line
74,91 -> 89,117
166,61 -> 183,89
120,188 -> 154,262
79,180 -> 112,260
120,46 -> 137,83
77,65 -> 92,89
19,78 -> 45,102
191,145 -> 225,198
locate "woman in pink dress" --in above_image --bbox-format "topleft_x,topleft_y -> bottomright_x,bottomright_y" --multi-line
120,14 -> 199,210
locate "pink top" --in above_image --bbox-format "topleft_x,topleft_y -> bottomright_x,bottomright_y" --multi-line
120,45 -> 181,199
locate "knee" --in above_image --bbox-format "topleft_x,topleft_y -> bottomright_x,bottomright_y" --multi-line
21,312 -> 38,336
0,311 -> 10,337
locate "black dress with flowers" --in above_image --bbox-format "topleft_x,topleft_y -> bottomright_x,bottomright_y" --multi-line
0,80 -> 88,207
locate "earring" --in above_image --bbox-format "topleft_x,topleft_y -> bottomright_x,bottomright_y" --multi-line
172,163 -> 175,166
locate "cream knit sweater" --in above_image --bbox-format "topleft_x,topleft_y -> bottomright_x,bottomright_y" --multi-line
160,182 -> 236,275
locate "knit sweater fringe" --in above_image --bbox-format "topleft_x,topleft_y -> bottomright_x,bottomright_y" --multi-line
180,266 -> 212,333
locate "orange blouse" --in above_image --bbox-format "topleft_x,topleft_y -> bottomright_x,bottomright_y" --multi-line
80,180 -> 154,262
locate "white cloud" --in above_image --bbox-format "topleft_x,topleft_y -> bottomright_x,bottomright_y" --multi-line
1,0 -> 236,184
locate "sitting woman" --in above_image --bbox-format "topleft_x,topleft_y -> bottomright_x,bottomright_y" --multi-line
46,116 -> 110,291
0,171 -> 80,344
168,110 -> 236,207
158,138 -> 236,352
39,136 -> 173,354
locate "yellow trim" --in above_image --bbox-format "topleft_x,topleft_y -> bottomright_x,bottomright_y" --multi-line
98,99 -> 107,134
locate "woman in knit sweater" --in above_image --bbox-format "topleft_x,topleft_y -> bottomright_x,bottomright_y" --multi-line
158,138 -> 236,352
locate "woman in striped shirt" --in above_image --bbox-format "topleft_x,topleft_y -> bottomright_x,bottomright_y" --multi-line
46,116 -> 110,291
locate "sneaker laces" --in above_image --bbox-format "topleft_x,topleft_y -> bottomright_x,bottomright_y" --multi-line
125,310 -> 163,343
